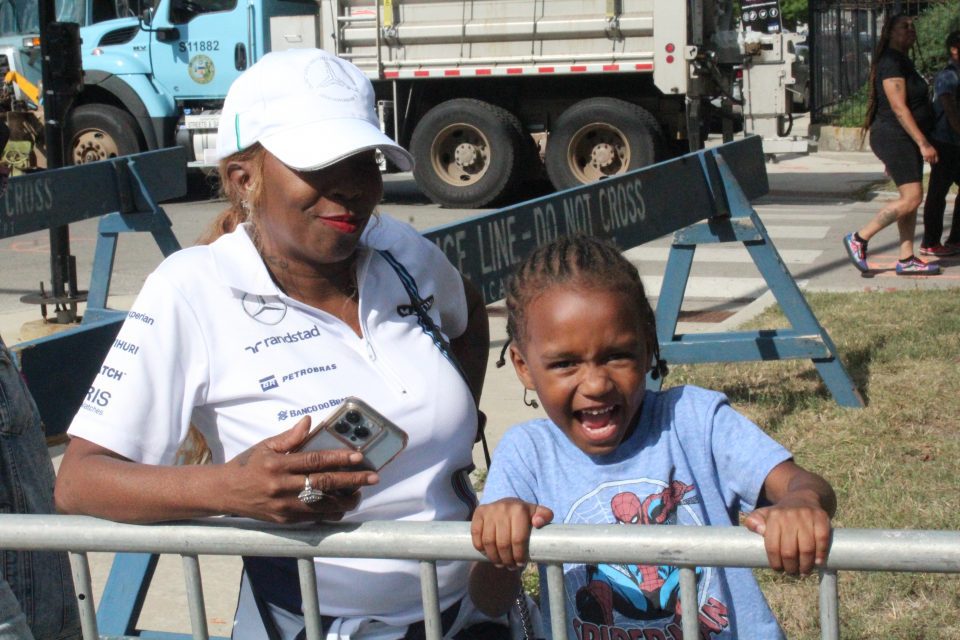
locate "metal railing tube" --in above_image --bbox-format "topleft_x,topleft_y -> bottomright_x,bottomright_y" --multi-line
819,569 -> 840,640
826,529 -> 960,572
67,552 -> 99,640
418,561 -> 442,640
297,558 -> 322,640
679,566 -> 699,639
181,554 -> 209,640
3,518 -> 960,574
545,564 -> 567,640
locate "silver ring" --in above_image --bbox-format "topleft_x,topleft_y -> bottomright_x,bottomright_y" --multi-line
297,475 -> 325,504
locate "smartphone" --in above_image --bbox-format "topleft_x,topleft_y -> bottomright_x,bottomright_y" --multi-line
295,397 -> 408,471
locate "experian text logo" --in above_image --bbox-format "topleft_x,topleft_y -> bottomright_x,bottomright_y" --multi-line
244,325 -> 321,355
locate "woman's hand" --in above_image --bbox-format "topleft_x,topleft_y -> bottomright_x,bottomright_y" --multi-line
920,141 -> 939,165
470,498 -> 553,568
221,416 -> 380,523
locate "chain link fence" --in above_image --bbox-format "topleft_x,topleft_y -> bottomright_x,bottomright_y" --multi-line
809,0 -> 954,125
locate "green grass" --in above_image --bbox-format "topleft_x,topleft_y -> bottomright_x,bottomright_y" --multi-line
664,289 -> 960,639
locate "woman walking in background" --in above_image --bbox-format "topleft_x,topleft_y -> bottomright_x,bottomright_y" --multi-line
843,14 -> 941,275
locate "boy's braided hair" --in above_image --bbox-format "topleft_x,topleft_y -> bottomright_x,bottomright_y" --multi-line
503,234 -> 668,379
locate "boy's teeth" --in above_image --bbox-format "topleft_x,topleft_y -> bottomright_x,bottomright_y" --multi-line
582,407 -> 613,416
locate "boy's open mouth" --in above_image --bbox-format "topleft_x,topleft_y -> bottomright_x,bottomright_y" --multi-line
575,405 -> 620,441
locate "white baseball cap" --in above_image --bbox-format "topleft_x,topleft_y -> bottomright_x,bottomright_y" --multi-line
215,48 -> 414,171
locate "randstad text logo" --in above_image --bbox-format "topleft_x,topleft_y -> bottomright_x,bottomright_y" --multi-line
244,325 -> 321,355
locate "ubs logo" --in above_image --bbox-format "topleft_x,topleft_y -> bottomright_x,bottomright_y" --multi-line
242,294 -> 287,325
397,294 -> 434,318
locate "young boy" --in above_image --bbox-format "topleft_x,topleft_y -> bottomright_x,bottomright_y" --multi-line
469,235 -> 836,639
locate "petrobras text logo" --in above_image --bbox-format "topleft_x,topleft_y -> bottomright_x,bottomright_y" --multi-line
281,363 -> 337,383
277,397 -> 345,422
244,325 -> 321,355
259,375 -> 279,392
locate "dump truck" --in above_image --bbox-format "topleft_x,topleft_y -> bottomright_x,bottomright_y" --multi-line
0,0 -> 800,207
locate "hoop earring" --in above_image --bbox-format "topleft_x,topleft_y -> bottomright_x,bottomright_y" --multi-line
523,389 -> 539,409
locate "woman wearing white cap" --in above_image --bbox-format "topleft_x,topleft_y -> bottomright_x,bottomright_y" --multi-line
55,49 -> 505,639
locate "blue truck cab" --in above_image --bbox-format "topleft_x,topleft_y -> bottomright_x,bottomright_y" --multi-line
0,0 -> 318,167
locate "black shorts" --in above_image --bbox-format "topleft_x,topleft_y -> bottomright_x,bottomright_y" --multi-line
870,121 -> 923,186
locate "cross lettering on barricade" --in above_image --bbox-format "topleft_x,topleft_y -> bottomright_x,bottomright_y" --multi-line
6,147 -> 188,439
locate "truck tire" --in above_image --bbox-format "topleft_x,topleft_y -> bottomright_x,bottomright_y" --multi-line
545,98 -> 662,191
411,99 -> 524,208
66,104 -> 142,165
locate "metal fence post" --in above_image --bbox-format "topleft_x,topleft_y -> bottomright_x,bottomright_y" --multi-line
546,563 -> 568,640
680,566 -> 700,639
181,554 -> 209,640
419,561 -> 443,640
68,551 -> 99,640
298,558 -> 323,640
819,568 -> 840,640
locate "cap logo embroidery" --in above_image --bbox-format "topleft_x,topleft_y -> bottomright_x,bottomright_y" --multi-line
305,57 -> 360,103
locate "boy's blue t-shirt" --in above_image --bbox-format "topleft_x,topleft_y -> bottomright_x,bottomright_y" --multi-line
481,385 -> 792,640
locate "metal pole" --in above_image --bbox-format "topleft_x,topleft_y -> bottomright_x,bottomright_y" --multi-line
546,563 -> 568,640
418,561 -> 443,640
298,558 -> 323,640
181,554 -> 209,640
67,551 -> 99,640
819,569 -> 840,640
38,0 -> 72,321
680,566 -> 700,639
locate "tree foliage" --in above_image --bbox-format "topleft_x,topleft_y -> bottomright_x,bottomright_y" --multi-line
779,0 -> 808,29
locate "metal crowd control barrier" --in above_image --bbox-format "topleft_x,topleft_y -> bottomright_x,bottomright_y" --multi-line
5,147 -> 187,437
422,135 -> 863,408
1,516 -> 958,640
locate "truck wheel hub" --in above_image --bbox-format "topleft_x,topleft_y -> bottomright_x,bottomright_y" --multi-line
590,143 -> 616,169
454,143 -> 481,169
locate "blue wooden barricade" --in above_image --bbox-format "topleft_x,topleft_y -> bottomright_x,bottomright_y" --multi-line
423,135 -> 863,407
7,147 -> 187,437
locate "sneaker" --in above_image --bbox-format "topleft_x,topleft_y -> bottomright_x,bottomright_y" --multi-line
843,233 -> 869,272
896,256 -> 941,276
919,244 -> 959,257
944,241 -> 960,254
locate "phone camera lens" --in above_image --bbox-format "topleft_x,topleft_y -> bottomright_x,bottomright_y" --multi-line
334,421 -> 350,434
353,425 -> 371,439
345,410 -> 361,424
